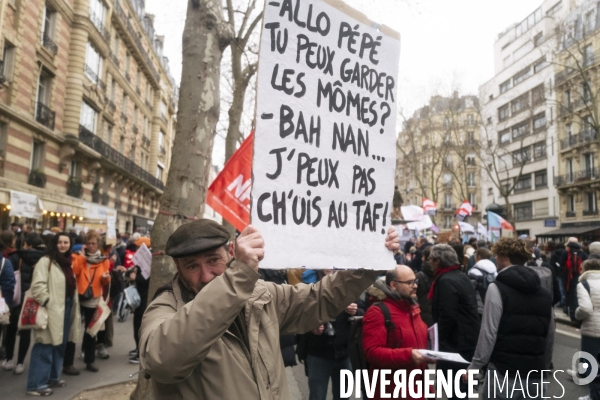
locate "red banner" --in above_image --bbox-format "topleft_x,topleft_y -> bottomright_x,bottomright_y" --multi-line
206,132 -> 253,232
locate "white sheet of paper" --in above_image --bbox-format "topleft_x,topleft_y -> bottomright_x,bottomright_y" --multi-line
251,0 -> 401,270
0,297 -> 5,314
132,243 -> 152,280
420,350 -> 469,364
427,323 -> 438,351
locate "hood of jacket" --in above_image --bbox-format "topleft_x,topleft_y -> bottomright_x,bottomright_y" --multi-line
496,265 -> 541,293
17,248 -> 45,266
469,259 -> 497,276
580,270 -> 600,281
367,277 -> 401,300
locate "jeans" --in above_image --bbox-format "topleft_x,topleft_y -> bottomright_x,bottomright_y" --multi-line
27,296 -> 73,391
557,277 -> 566,307
481,363 -> 546,400
307,355 -> 352,400
5,304 -> 31,364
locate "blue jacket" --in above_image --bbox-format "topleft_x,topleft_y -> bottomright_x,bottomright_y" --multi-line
0,256 -> 15,309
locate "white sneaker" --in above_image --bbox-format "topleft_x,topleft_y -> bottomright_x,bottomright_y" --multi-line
567,369 -> 575,379
14,364 -> 24,374
1,359 -> 14,371
578,395 -> 591,400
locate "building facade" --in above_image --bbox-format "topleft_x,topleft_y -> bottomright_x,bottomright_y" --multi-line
552,0 -> 600,241
479,0 -> 568,237
396,93 -> 482,232
0,0 -> 177,236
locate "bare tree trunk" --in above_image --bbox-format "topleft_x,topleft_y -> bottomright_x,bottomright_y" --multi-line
130,0 -> 232,398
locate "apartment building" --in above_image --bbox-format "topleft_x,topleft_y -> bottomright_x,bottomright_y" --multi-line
0,0 -> 178,235
396,93 -> 482,232
551,0 -> 600,241
479,0 -> 568,237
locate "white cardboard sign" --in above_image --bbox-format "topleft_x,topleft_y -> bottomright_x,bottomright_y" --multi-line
10,191 -> 43,219
251,0 -> 400,270
132,243 -> 152,280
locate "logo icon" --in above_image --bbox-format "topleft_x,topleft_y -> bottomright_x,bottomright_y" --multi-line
572,351 -> 599,385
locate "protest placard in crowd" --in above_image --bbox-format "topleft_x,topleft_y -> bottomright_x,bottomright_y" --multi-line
251,0 -> 400,269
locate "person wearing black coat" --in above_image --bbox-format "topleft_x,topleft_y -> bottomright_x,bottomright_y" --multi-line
409,238 -> 432,273
430,244 -> 480,399
3,233 -> 45,373
126,264 -> 150,364
415,247 -> 434,327
305,271 -> 366,400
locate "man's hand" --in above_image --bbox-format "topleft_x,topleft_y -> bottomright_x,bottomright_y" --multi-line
385,226 -> 399,252
101,272 -> 110,280
129,272 -> 137,281
412,349 -> 435,365
312,325 -> 325,335
235,225 -> 265,272
345,303 -> 358,316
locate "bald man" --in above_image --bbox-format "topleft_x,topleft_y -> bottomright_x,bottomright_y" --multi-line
361,265 -> 432,400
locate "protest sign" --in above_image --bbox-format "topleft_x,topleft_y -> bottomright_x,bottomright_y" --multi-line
251,0 -> 400,270
132,243 -> 152,280
401,205 -> 433,232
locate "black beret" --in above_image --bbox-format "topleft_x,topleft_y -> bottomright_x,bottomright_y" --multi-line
165,219 -> 231,258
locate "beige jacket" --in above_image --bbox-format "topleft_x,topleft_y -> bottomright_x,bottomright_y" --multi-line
140,260 -> 379,400
30,256 -> 81,346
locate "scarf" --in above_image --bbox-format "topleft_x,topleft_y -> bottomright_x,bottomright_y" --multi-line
85,249 -> 106,265
55,253 -> 76,298
428,265 -> 460,300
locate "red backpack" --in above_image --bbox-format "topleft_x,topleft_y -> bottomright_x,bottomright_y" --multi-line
566,250 -> 583,275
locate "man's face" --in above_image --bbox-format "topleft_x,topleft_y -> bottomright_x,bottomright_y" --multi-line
10,225 -> 18,232
390,267 -> 418,303
175,245 -> 233,294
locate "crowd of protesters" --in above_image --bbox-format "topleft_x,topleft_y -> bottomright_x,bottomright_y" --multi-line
0,223 -> 150,396
1,219 -> 598,399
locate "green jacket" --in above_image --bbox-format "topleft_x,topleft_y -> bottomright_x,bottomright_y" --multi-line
31,256 -> 80,346
140,260 -> 379,399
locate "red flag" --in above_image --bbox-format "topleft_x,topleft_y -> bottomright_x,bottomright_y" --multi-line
455,200 -> 474,222
206,132 -> 253,232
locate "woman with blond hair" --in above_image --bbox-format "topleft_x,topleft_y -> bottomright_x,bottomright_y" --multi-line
62,230 -> 110,373
576,258 -> 600,400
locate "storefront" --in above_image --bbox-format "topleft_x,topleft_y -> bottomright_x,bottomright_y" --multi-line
133,216 -> 153,235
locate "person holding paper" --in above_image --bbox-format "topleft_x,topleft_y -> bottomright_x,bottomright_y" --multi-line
429,244 -> 480,399
465,238 -> 553,399
362,265 -> 431,400
139,219 -> 399,400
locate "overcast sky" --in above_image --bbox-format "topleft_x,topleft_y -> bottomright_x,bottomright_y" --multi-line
144,0 -> 543,165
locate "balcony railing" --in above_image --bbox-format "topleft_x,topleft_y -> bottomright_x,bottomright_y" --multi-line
441,204 -> 455,211
89,12 -> 111,42
566,211 -> 577,218
36,102 -> 55,130
79,125 -> 165,190
91,188 -> 100,203
560,130 -> 597,150
555,167 -> 600,187
101,192 -> 110,206
28,169 -> 46,188
66,177 -> 83,198
84,65 -> 106,92
114,1 -> 160,83
584,209 -> 599,216
41,34 -> 57,56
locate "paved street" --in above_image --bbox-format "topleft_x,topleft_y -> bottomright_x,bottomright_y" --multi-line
0,311 -> 593,400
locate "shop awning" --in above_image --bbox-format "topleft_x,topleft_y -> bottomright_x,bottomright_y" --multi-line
537,226 -> 600,237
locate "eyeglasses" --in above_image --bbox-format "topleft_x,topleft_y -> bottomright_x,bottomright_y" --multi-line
392,279 -> 419,287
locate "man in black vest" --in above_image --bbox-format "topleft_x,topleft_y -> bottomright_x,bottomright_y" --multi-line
466,238 -> 553,399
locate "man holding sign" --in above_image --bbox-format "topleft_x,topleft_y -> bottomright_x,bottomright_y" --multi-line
139,219 -> 399,399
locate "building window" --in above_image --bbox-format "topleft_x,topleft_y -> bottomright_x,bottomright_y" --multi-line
443,215 -> 453,229
1,42 -> 16,82
583,153 -> 596,176
585,10 -> 596,33
36,70 -> 52,106
533,141 -> 546,159
110,79 -> 116,101
156,164 -> 164,180
512,121 -> 530,139
125,52 -> 130,75
499,129 -> 510,144
0,122 -> 7,158
30,141 -> 45,171
514,201 -> 533,221
133,106 -> 138,126
498,105 -> 509,121
465,114 -> 474,126
85,42 -> 103,83
564,89 -> 571,107
500,80 -> 511,94
566,158 -> 574,182
89,0 -> 106,32
69,160 -> 82,178
534,32 -> 543,47
467,172 -> 476,187
513,147 -> 531,165
567,195 -> 575,213
511,93 -> 529,114
535,170 -> 547,188
468,193 -> 477,207
583,82 -> 592,102
119,136 -> 125,153
105,122 -> 113,146
488,188 -> 493,195
585,192 -> 598,213
514,174 -> 532,192
41,6 -> 56,43
547,1 -> 562,16
499,154 -> 512,170
121,93 -> 127,115
466,153 -> 476,166
444,193 -> 452,209
513,67 -> 531,86
533,58 -> 547,74
80,102 -> 98,133
532,84 -> 545,105
533,113 -> 546,130
160,101 -> 167,121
